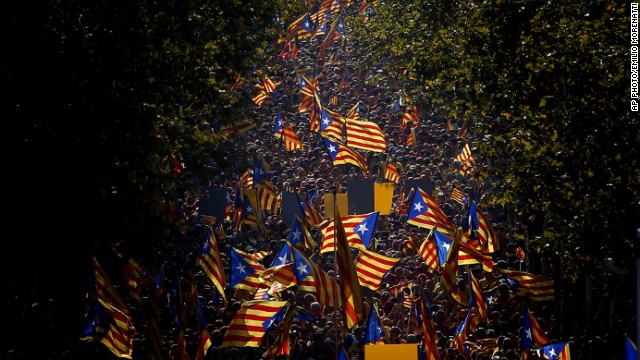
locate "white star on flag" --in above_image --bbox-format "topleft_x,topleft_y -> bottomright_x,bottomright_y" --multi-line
355,223 -> 369,235
292,228 -> 302,240
328,144 -> 337,153
297,263 -> 309,275
236,264 -> 246,274
413,202 -> 424,212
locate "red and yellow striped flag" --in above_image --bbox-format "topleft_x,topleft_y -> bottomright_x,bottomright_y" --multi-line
197,226 -> 227,302
335,210 -> 364,330
345,118 -> 387,153
354,248 -> 401,291
221,300 -> 288,348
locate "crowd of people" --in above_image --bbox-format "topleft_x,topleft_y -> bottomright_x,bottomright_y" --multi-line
80,3 -> 567,360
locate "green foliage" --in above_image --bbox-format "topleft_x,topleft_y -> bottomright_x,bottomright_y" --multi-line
352,0 -> 638,296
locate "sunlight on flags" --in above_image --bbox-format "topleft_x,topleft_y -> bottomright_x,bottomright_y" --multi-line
230,247 -> 265,293
292,247 -> 337,307
354,248 -> 401,291
464,200 -> 498,254
450,188 -> 468,205
468,270 -> 488,331
197,226 -> 227,302
221,300 -> 289,348
440,232 -> 467,305
419,237 -> 440,272
499,268 -> 555,301
384,162 -> 401,183
319,211 -> 379,253
345,118 -> 387,153
334,209 -> 364,330
406,186 -> 456,237
454,143 -> 476,174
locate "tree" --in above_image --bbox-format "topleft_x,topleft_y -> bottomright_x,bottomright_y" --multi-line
350,0 -> 639,341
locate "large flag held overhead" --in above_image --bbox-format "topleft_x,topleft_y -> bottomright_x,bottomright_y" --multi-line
221,300 -> 289,348
334,210 -> 364,330
406,186 -> 456,237
354,248 -> 401,291
322,136 -> 369,176
345,118 -> 387,153
499,268 -> 555,301
319,212 -> 379,253
197,226 -> 227,302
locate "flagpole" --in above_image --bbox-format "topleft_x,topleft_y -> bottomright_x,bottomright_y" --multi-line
332,184 -> 341,360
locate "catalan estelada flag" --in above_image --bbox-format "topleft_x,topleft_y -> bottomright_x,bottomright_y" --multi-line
354,248 -> 400,291
221,300 -> 288,348
334,209 -> 364,330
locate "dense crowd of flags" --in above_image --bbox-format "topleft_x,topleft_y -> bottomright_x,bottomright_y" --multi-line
75,1 -> 629,360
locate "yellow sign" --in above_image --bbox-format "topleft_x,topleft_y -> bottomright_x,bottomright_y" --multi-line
364,344 -> 418,360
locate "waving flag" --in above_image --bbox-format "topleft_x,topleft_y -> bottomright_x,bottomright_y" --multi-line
406,186 -> 456,236
270,241 -> 293,268
463,200 -> 498,253
402,105 -> 419,126
221,300 -> 289,348
354,248 -> 400,290
440,232 -> 466,304
83,256 -> 135,358
521,305 -> 550,352
320,107 -> 344,140
468,271 -> 488,331
419,238 -> 440,271
433,229 -> 453,267
450,188 -> 468,205
230,247 -> 264,292
452,309 -> 472,360
499,268 -> 555,301
540,342 -> 571,360
345,118 -> 387,152
297,192 -> 323,227
458,241 -> 495,272
197,226 -> 227,302
195,296 -> 212,360
322,136 -> 369,175
384,162 -> 401,183
335,210 -> 364,330
289,215 -> 316,252
363,305 -> 385,345
319,212 -> 379,253
454,143 -> 476,173
292,247 -> 337,306
417,289 -> 441,360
